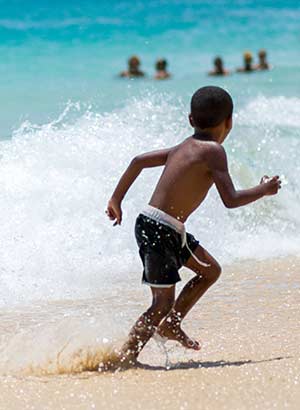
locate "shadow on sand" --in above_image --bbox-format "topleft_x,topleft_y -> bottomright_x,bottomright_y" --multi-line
71,356 -> 291,378
137,356 -> 288,371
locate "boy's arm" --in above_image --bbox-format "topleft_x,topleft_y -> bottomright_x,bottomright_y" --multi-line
208,144 -> 281,208
106,147 -> 172,225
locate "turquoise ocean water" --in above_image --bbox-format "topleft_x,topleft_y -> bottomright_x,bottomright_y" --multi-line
1,0 -> 300,137
0,0 -> 299,375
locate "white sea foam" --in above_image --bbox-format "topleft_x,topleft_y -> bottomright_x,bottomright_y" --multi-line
0,94 -> 299,308
237,95 -> 300,128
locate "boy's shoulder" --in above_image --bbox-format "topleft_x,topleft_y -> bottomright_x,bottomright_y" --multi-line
174,137 -> 226,165
187,139 -> 227,169
188,137 -> 225,156
206,141 -> 225,154
204,142 -> 227,172
204,140 -> 226,156
176,138 -> 226,170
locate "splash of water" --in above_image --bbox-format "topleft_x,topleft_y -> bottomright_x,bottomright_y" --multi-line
0,93 -> 299,309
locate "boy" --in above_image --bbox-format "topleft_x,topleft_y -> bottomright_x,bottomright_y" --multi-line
106,86 -> 281,367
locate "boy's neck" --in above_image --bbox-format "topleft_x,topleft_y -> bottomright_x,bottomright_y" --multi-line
192,128 -> 223,143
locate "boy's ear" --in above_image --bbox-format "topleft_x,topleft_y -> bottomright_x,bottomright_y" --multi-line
225,115 -> 233,131
189,114 -> 194,127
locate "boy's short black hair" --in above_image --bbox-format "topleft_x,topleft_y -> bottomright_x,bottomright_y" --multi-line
191,86 -> 233,129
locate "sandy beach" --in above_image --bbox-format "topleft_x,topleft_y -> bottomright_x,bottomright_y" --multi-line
0,256 -> 299,410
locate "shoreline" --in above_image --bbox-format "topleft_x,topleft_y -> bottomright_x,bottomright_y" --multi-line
0,255 -> 299,409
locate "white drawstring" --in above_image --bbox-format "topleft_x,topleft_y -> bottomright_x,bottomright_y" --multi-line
181,228 -> 211,268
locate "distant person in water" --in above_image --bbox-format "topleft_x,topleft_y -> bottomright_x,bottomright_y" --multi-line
237,51 -> 254,73
120,56 -> 145,78
255,49 -> 270,70
154,59 -> 171,80
208,56 -> 230,76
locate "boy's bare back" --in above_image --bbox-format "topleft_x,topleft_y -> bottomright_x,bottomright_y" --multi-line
149,136 -> 216,222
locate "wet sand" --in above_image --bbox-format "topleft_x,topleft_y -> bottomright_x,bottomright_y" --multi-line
0,257 -> 299,410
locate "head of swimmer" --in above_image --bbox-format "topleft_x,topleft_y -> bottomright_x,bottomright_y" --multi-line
155,58 -> 168,72
189,86 -> 233,144
214,56 -> 224,73
128,56 -> 141,73
258,49 -> 268,66
243,51 -> 253,71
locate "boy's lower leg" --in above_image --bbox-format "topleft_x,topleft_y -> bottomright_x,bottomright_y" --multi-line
157,246 -> 221,349
119,286 -> 175,364
114,267 -> 216,369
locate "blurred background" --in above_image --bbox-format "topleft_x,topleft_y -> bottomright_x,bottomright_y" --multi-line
0,0 -> 299,138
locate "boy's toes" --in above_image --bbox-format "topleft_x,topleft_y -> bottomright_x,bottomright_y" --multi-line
176,329 -> 201,350
185,337 -> 201,351
156,322 -> 201,351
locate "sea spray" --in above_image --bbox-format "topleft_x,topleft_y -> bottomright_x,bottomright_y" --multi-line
0,301 -> 127,375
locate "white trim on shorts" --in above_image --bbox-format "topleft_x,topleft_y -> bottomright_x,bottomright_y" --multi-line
142,281 -> 174,288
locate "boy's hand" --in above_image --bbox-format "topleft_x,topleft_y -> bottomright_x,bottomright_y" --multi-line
260,175 -> 282,196
106,198 -> 122,225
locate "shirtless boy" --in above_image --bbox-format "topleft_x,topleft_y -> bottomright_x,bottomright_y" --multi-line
106,86 -> 281,367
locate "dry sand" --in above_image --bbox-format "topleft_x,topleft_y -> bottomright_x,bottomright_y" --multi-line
0,257 -> 299,410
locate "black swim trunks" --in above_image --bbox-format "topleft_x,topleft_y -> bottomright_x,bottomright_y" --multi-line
135,205 -> 202,287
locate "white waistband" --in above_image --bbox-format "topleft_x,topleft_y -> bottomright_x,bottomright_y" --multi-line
141,205 -> 185,235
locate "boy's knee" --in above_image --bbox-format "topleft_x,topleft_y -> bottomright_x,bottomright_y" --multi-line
210,262 -> 222,283
203,261 -> 221,284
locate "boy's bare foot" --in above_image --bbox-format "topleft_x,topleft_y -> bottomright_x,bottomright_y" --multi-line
157,320 -> 201,350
